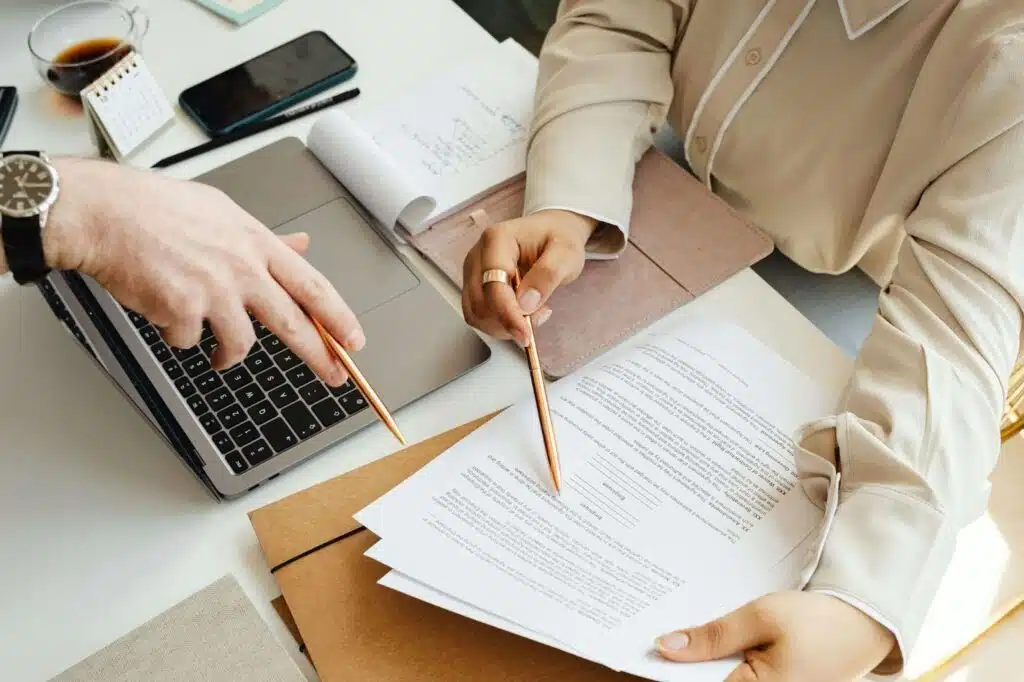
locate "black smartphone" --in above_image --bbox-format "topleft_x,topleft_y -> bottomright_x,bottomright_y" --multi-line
0,87 -> 18,147
179,31 -> 357,137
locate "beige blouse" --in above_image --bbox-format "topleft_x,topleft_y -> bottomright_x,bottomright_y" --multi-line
524,0 -> 1024,674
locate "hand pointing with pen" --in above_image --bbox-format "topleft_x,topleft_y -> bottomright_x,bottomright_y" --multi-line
2,156 -> 366,384
464,209 -> 587,494
461,209 -> 597,346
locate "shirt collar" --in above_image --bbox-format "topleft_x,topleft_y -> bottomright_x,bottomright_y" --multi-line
837,0 -> 913,39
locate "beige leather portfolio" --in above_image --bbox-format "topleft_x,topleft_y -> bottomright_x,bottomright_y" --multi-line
406,148 -> 773,377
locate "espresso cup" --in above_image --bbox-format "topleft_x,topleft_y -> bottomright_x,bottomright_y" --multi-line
28,1 -> 150,98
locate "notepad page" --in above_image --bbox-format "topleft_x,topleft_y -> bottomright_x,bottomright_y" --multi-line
84,53 -> 174,158
357,39 -> 538,232
308,110 -> 436,233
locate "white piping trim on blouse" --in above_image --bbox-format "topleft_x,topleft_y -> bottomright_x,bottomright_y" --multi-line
683,0 -> 778,171
838,0 -> 912,40
704,0 -> 818,189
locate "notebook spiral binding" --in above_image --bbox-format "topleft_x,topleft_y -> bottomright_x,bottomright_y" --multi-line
85,52 -> 140,96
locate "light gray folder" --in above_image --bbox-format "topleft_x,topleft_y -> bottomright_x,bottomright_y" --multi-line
50,575 -> 305,682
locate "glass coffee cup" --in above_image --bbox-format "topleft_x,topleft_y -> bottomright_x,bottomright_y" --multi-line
28,1 -> 150,99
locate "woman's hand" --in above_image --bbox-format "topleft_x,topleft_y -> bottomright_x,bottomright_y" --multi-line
655,591 -> 896,681
461,209 -> 597,346
44,158 -> 363,385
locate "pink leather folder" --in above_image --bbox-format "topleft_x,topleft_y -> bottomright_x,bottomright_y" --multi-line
406,148 -> 774,378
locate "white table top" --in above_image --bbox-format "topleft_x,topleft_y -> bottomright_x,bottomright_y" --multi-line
0,1 -> 875,680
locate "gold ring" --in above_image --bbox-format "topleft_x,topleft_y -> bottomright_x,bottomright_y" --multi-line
481,269 -> 511,287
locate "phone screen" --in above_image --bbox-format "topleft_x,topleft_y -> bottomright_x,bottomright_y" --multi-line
180,31 -> 356,134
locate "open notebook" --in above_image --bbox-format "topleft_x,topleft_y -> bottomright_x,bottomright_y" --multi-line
308,39 -> 535,233
304,39 -> 773,377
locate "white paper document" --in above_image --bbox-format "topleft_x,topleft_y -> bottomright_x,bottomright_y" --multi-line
356,318 -> 840,680
307,38 -> 537,234
373,563 -> 584,658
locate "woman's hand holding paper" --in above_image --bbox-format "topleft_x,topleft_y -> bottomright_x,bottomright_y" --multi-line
655,591 -> 895,682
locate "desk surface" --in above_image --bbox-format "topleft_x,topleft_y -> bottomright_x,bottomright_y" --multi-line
0,2 -> 1016,681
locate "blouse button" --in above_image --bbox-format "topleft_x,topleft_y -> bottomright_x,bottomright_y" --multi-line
745,47 -> 762,66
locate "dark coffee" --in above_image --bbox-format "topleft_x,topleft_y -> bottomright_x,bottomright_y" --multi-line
47,37 -> 132,98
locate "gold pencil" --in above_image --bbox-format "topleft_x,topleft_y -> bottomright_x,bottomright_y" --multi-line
311,317 -> 407,446
519,284 -> 562,494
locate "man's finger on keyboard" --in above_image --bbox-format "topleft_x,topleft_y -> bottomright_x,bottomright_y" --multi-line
207,304 -> 256,371
267,238 -> 365,354
247,275 -> 349,388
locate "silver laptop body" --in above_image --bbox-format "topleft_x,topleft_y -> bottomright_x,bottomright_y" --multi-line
36,138 -> 491,498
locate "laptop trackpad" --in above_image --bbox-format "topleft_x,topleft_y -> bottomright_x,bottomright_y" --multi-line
272,198 -> 419,316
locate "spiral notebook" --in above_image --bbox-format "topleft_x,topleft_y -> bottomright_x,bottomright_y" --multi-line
81,51 -> 174,161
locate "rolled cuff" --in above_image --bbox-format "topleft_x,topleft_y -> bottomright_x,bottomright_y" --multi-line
801,419 -> 954,676
524,102 -> 660,258
527,203 -> 628,260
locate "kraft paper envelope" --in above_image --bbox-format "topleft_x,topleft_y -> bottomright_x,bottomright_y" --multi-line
248,413 -> 643,681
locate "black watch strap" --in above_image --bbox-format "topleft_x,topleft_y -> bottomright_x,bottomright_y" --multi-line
1,150 -> 51,285
3,215 -> 50,285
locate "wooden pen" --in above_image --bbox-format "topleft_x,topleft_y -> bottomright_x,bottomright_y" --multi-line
311,317 -> 407,446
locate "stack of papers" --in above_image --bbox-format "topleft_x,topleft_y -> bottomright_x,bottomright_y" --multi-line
356,318 -> 841,681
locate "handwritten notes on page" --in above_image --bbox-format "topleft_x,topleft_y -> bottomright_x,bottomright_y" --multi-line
379,90 -> 527,181
306,39 -> 537,235
362,39 -> 535,230
355,318 -> 840,680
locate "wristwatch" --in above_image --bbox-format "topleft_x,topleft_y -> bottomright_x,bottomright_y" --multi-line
0,150 -> 60,284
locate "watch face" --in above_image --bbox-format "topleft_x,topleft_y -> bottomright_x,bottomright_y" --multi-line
0,155 -> 58,218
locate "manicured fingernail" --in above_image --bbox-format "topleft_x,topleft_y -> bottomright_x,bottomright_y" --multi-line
518,288 -> 541,314
657,632 -> 689,652
535,308 -> 552,327
345,328 -> 366,351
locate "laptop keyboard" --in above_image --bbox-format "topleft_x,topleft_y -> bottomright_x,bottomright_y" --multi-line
37,278 -> 97,360
123,308 -> 369,475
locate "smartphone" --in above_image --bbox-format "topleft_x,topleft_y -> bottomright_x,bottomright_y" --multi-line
0,87 -> 17,147
179,31 -> 357,136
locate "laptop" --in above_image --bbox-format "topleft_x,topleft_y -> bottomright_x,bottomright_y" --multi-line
34,138 -> 491,499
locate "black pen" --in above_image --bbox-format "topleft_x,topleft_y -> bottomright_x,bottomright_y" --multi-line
151,87 -> 361,169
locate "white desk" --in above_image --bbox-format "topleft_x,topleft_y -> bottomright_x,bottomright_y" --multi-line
0,1 -> 854,680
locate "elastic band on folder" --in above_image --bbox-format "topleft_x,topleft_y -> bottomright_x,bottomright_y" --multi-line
269,526 -> 368,574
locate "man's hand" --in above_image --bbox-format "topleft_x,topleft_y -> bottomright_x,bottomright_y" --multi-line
42,158 -> 363,385
655,591 -> 895,681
